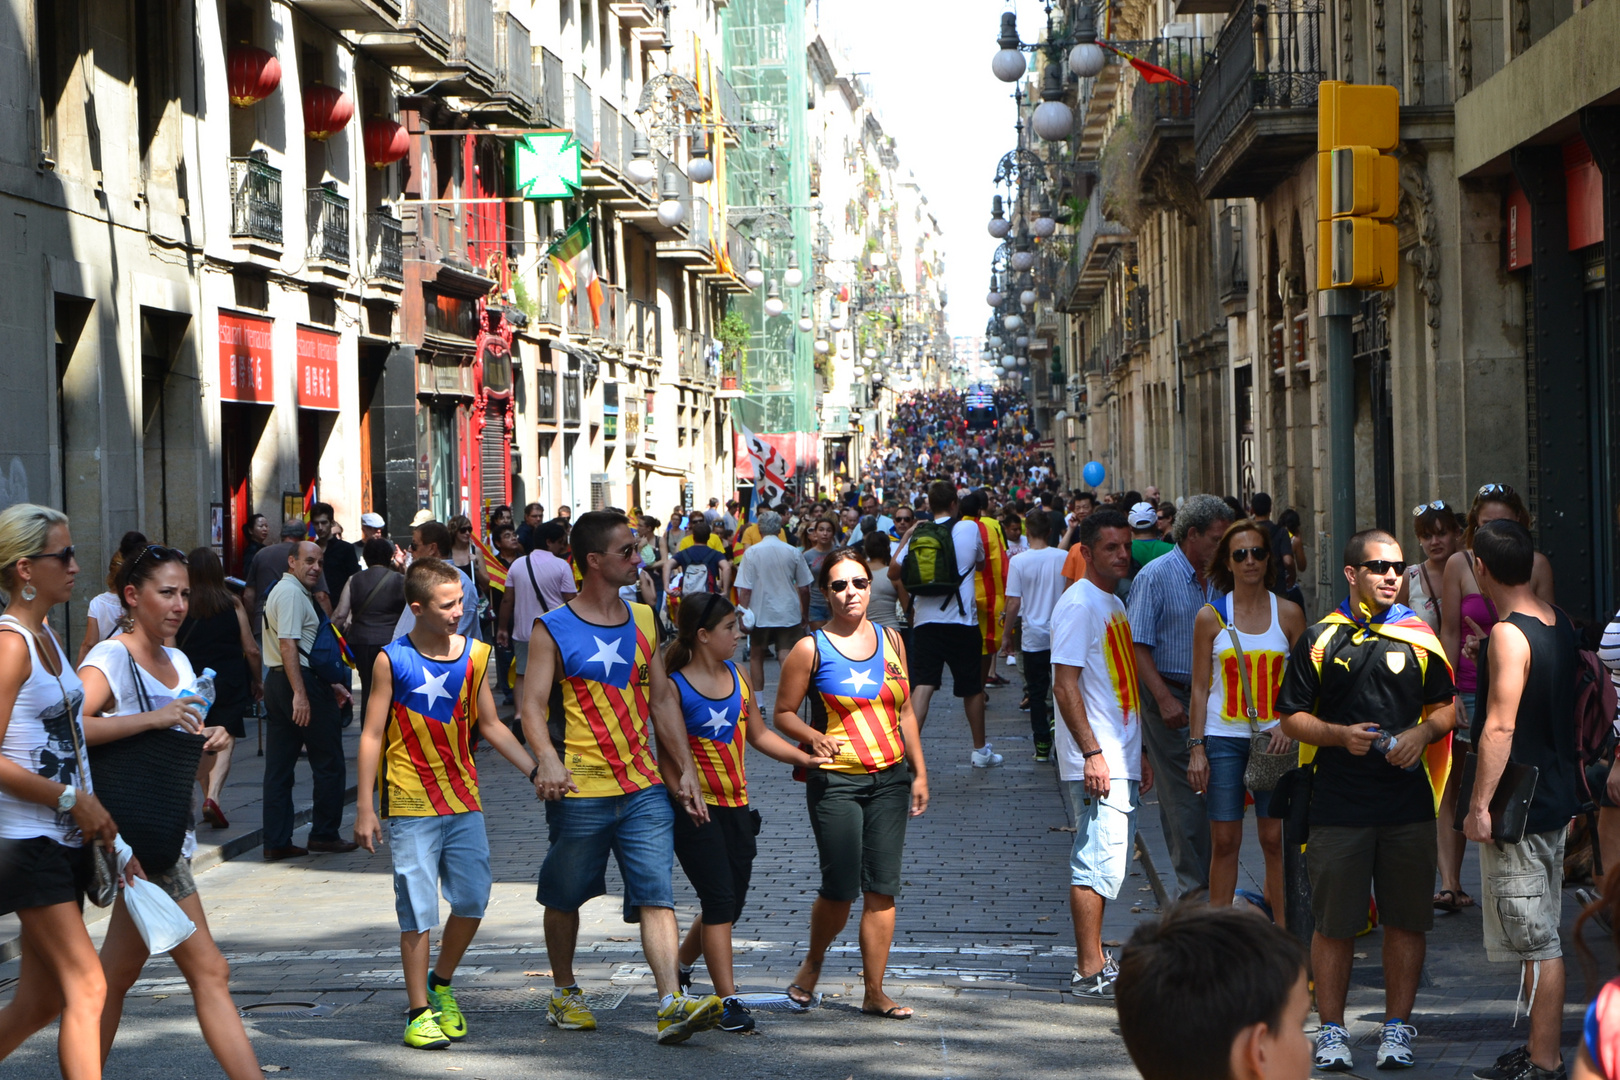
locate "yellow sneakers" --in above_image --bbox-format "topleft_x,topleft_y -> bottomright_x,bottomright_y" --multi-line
402,1010 -> 451,1050
427,984 -> 466,1040
547,986 -> 597,1031
655,993 -> 723,1044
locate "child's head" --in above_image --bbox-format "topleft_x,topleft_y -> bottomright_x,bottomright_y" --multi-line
1115,904 -> 1311,1080
405,558 -> 465,634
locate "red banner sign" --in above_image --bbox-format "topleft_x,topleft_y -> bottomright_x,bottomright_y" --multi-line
218,311 -> 274,404
296,326 -> 340,411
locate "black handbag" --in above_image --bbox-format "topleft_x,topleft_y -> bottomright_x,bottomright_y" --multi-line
86,648 -> 206,873
1452,752 -> 1540,844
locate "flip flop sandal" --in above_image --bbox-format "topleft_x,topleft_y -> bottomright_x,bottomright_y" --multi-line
862,1005 -> 914,1019
785,984 -> 820,1010
1433,889 -> 1469,913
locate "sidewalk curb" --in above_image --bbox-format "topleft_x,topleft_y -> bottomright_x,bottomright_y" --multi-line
0,783 -> 359,965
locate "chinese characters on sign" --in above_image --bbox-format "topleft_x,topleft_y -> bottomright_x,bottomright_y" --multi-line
218,311 -> 274,403
297,326 -> 341,411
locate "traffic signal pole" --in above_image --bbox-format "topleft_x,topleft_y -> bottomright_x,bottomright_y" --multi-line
1326,286 -> 1360,559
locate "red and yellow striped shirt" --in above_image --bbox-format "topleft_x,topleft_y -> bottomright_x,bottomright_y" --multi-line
379,637 -> 491,817
970,515 -> 1010,654
808,625 -> 909,774
540,600 -> 662,798
672,661 -> 752,807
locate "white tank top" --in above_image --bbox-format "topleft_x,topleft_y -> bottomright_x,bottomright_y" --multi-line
1204,593 -> 1289,738
0,615 -> 89,845
1406,563 -> 1442,634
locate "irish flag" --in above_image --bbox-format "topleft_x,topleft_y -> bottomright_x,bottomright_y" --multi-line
548,215 -> 604,327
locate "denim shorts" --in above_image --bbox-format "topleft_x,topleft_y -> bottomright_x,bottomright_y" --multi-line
537,784 -> 675,922
387,812 -> 492,934
1062,779 -> 1139,900
1204,735 -> 1274,822
1454,692 -> 1474,744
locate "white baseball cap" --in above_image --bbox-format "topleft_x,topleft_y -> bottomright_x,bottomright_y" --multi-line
1128,502 -> 1159,529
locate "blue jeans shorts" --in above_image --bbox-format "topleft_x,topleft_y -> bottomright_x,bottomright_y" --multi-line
1204,735 -> 1275,821
387,812 -> 492,934
1063,779 -> 1139,900
537,784 -> 675,922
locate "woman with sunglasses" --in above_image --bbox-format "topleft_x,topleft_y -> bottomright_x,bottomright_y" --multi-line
1397,502 -> 1463,636
773,548 -> 928,1019
0,506 -> 129,1080
1186,520 -> 1304,922
660,593 -> 828,1033
1432,484 -> 1555,913
445,514 -> 490,601
79,545 -> 261,1078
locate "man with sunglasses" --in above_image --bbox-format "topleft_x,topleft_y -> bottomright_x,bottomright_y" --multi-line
1278,530 -> 1457,1072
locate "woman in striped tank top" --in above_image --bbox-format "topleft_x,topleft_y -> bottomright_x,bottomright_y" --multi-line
660,593 -> 828,1034
774,548 -> 929,1020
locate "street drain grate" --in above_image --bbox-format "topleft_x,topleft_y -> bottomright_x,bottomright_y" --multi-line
460,988 -> 630,1013
239,1002 -> 345,1019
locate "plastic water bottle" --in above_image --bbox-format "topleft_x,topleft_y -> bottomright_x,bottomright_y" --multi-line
1371,728 -> 1421,772
185,668 -> 217,723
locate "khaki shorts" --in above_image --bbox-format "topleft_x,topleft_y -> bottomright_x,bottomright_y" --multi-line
1479,828 -> 1565,963
1307,821 -> 1437,938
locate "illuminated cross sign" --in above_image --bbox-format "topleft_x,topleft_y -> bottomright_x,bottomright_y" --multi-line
514,132 -> 583,199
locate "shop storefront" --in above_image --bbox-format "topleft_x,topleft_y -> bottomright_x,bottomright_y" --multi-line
218,311 -> 274,574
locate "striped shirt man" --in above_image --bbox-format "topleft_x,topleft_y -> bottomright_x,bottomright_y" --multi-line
1126,544 -> 1218,683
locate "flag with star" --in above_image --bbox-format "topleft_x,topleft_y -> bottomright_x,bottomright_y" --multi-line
674,664 -> 751,807
377,638 -> 492,816
808,627 -> 910,774
540,601 -> 662,797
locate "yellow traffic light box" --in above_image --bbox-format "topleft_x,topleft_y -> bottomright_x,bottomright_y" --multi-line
1316,81 -> 1401,290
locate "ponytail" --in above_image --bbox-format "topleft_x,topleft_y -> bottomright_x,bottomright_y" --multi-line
664,592 -> 735,675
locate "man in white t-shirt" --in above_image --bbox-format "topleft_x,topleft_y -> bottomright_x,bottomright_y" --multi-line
496,520 -> 578,732
891,480 -> 999,768
1049,507 -> 1153,1001
1002,508 -> 1068,762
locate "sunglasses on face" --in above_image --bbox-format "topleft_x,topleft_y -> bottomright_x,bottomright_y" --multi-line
27,546 -> 76,564
1359,559 -> 1406,577
828,577 -> 870,594
459,527 -> 472,534
605,543 -> 639,560
1230,546 -> 1268,564
1412,500 -> 1450,517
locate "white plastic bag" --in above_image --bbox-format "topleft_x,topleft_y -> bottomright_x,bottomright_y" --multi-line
124,876 -> 197,955
734,606 -> 757,632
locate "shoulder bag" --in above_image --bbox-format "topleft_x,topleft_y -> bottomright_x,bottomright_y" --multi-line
1452,752 -> 1539,844
0,617 -> 120,905
525,554 -> 552,614
1217,598 -> 1298,793
86,647 -> 207,873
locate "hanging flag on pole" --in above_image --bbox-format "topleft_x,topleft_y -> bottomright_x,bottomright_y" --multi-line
1100,41 -> 1190,85
546,215 -> 605,327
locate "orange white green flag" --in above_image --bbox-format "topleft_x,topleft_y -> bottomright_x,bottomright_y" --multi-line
548,215 -> 604,327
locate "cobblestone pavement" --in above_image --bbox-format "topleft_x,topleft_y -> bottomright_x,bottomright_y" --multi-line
3,660 -> 1615,1079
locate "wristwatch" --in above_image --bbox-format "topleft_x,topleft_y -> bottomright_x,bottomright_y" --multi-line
57,784 -> 76,814
1186,737 -> 1207,748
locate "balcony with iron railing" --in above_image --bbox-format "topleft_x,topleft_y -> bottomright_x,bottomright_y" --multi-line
1129,36 -> 1208,189
489,12 -> 534,121
572,76 -> 595,159
306,186 -> 350,268
538,48 -> 566,128
1192,0 -> 1324,198
366,208 -> 404,283
357,0 -> 449,67
1127,286 -> 1151,345
448,0 -> 497,92
627,299 -> 662,359
1064,196 -> 1130,308
598,100 -> 622,172
230,155 -> 283,248
283,0 -> 401,31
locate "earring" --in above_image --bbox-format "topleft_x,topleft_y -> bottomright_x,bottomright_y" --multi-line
20,584 -> 35,602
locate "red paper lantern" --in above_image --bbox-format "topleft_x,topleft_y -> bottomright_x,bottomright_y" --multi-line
363,118 -> 409,169
227,46 -> 281,109
302,84 -> 354,142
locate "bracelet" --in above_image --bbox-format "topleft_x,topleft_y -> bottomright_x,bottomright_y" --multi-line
1082,748 -> 1105,759
528,765 -> 540,783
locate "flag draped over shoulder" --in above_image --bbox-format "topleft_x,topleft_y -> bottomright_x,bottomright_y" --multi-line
472,532 -> 507,591
547,215 -> 604,327
1298,599 -> 1455,810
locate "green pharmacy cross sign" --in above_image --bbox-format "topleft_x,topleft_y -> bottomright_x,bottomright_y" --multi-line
514,132 -> 582,199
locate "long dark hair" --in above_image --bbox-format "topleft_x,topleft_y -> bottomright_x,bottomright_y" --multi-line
115,544 -> 188,614
185,547 -> 234,620
1206,518 -> 1278,595
664,592 -> 735,675
106,530 -> 149,591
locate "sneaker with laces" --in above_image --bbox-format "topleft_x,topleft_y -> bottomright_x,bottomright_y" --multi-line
677,966 -> 693,996
1314,1023 -> 1354,1071
1069,954 -> 1118,1002
427,984 -> 467,1040
718,996 -> 755,1032
971,744 -> 1005,768
547,986 -> 597,1031
1033,744 -> 1052,762
1376,1019 -> 1418,1069
1482,1052 -> 1565,1080
402,1010 -> 452,1050
1474,1047 -> 1532,1080
656,992 -> 723,1044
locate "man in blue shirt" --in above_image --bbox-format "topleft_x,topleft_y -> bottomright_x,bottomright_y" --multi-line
1126,494 -> 1233,898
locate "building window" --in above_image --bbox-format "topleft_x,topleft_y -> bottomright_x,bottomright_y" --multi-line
424,287 -> 479,338
37,0 -> 82,166
563,374 -> 581,423
538,370 -> 557,421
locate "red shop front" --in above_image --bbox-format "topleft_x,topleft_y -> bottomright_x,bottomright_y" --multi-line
219,311 -> 274,574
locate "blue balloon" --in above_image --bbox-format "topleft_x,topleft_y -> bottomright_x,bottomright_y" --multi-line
1082,461 -> 1106,487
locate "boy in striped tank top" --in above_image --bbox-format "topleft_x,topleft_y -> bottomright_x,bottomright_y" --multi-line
354,559 -> 545,1051
661,593 -> 829,1033
519,512 -> 724,1044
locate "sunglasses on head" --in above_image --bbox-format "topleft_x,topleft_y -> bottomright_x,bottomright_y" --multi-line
1478,483 -> 1514,498
828,576 -> 870,594
1230,546 -> 1268,564
1359,559 -> 1406,576
130,544 -> 187,568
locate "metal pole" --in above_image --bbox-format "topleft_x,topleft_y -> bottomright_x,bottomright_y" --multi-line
1325,287 -> 1360,561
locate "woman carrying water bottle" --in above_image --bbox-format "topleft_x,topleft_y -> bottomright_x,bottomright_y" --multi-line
78,545 -> 263,1078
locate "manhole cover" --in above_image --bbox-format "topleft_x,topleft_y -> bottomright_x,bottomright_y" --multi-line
460,988 -> 630,1013
239,1002 -> 345,1019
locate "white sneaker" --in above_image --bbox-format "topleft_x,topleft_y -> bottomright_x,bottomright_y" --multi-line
1376,1019 -> 1418,1069
1314,1023 -> 1354,1072
971,744 -> 1004,768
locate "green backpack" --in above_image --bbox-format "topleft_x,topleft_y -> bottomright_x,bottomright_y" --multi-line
901,518 -> 967,613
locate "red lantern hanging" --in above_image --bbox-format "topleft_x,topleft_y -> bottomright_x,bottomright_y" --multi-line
363,118 -> 409,169
227,45 -> 281,109
302,83 -> 354,142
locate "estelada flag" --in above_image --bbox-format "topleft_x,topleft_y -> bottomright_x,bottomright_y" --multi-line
547,215 -> 605,327
471,533 -> 507,591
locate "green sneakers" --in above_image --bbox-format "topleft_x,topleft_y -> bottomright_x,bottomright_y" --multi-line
547,986 -> 598,1030
427,984 -> 467,1040
655,993 -> 724,1044
402,1010 -> 451,1050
